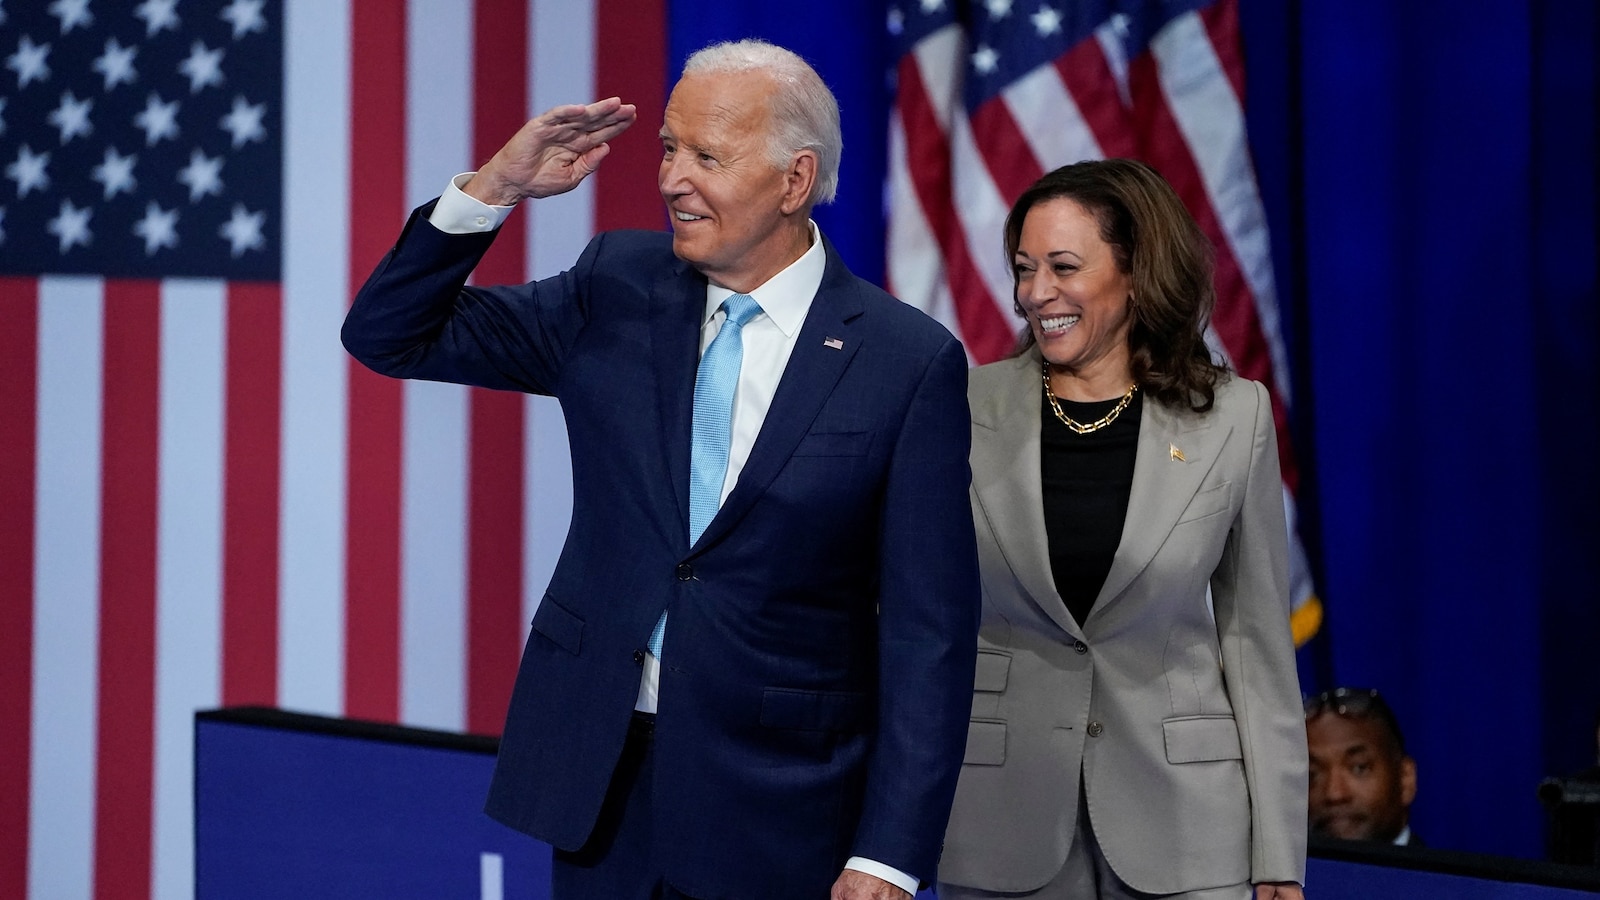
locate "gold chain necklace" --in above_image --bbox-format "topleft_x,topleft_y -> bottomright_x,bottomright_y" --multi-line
1042,364 -> 1138,435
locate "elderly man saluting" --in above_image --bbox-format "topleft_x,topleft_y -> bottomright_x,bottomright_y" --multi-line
343,40 -> 980,900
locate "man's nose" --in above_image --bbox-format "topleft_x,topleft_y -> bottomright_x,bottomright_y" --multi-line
659,155 -> 690,195
1322,769 -> 1353,802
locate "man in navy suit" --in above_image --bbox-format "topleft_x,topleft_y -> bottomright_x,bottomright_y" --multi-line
342,40 -> 979,900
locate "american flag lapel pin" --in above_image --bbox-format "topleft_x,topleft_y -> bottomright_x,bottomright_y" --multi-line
823,336 -> 844,350
1169,443 -> 1186,462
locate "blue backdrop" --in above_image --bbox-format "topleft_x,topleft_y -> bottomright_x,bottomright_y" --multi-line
667,0 -> 1599,861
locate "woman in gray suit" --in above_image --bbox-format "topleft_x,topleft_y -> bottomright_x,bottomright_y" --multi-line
938,160 -> 1307,900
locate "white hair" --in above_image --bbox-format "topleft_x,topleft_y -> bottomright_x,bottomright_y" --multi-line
681,39 -> 843,206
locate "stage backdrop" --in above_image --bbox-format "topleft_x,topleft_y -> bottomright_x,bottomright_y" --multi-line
2,2 -> 1596,899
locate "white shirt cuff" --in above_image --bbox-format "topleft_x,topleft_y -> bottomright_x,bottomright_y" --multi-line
844,857 -> 919,896
428,172 -> 516,234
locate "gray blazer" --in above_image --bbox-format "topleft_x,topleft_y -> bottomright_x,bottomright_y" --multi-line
939,349 -> 1308,894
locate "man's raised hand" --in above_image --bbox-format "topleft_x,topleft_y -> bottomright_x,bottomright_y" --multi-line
464,97 -> 638,206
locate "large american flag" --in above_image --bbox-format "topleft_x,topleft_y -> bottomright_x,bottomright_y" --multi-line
0,1 -> 663,897
886,0 -> 1321,642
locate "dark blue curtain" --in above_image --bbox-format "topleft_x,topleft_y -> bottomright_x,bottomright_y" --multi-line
666,0 -> 1600,860
1269,0 -> 1599,858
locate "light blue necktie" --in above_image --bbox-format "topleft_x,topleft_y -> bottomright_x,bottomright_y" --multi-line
648,293 -> 762,659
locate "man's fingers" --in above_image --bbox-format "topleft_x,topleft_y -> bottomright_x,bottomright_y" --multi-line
543,98 -> 636,133
588,113 -> 636,145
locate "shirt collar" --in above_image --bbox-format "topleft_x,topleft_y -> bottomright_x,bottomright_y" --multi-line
703,220 -> 825,337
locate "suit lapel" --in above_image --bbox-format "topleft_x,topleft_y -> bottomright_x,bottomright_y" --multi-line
690,240 -> 864,553
650,262 -> 707,545
1087,393 -> 1230,620
969,351 -> 1084,639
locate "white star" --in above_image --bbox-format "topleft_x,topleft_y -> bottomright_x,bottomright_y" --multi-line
48,0 -> 93,34
971,44 -> 1000,75
7,34 -> 51,89
47,90 -> 93,144
177,148 -> 224,201
47,198 -> 93,253
134,92 -> 180,146
919,0 -> 943,12
220,0 -> 267,39
5,144 -> 50,197
1032,4 -> 1063,37
93,37 -> 139,91
179,41 -> 225,93
133,202 -> 179,255
986,0 -> 1013,19
219,203 -> 265,257
91,146 -> 138,200
135,0 -> 181,38
887,7 -> 905,36
219,95 -> 266,148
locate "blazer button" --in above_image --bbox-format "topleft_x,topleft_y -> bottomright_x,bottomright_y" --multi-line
632,650 -> 646,666
675,563 -> 693,581
1072,640 -> 1088,654
1087,721 -> 1104,737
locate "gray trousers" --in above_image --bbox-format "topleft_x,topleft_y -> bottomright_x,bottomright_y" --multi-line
938,788 -> 1253,900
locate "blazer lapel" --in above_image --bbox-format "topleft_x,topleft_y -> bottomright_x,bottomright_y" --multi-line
690,239 -> 863,553
1087,394 -> 1230,620
970,351 -> 1085,639
650,262 -> 708,546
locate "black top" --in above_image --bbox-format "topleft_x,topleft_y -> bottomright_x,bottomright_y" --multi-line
1041,387 -> 1142,627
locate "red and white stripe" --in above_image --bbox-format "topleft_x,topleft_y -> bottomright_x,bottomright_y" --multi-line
4,1 -> 665,897
887,0 -> 1322,642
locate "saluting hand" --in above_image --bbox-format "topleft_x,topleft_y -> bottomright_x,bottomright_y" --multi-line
463,97 -> 637,206
1255,882 -> 1305,900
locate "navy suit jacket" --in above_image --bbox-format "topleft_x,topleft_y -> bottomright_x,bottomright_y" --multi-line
342,204 -> 980,899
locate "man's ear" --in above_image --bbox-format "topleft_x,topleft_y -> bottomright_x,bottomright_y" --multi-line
780,150 -> 818,216
1399,755 -> 1418,806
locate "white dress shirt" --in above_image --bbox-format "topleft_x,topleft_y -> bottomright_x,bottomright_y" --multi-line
428,177 -> 918,896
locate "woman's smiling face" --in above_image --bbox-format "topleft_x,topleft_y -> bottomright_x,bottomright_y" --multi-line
1013,196 -> 1134,382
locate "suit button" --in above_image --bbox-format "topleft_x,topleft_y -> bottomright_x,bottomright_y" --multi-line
1087,721 -> 1104,737
632,650 -> 646,666
1073,640 -> 1088,654
675,563 -> 693,581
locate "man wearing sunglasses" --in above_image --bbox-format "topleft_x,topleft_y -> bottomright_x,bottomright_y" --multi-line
1304,688 -> 1420,846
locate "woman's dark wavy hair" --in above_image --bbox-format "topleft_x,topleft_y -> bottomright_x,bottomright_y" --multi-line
1006,158 -> 1225,412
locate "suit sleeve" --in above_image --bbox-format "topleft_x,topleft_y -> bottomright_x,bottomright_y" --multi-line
341,200 -> 599,395
851,336 -> 982,885
1211,379 -> 1308,885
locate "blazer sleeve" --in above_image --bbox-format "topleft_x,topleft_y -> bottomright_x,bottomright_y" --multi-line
850,336 -> 982,884
341,200 -> 599,395
1211,379 -> 1309,885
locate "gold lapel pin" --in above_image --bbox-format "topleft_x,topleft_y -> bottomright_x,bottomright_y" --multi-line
1169,443 -> 1186,462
